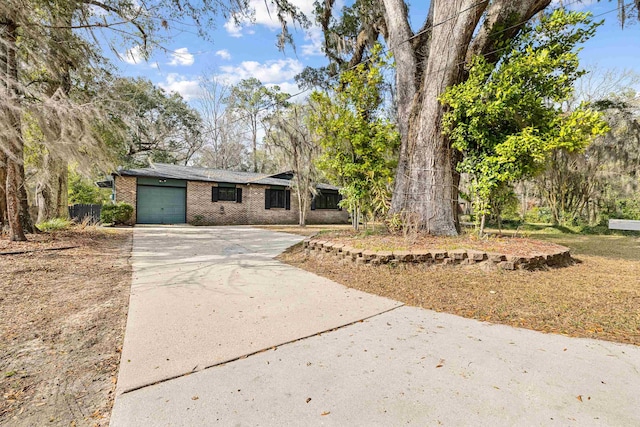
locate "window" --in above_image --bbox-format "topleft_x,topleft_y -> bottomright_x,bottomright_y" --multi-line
313,191 -> 341,210
218,187 -> 236,201
265,188 -> 290,210
212,185 -> 242,203
270,189 -> 285,208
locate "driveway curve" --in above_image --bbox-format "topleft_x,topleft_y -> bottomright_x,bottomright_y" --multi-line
111,225 -> 640,426
115,225 -> 402,395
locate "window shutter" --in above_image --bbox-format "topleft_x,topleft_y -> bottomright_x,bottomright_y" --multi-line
265,189 -> 271,209
212,187 -> 219,202
236,188 -> 242,203
285,190 -> 291,210
310,195 -> 316,210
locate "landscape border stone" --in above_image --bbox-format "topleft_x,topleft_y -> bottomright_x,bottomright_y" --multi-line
302,238 -> 573,271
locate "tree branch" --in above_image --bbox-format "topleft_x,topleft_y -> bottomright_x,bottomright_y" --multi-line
82,0 -> 148,49
466,0 -> 552,65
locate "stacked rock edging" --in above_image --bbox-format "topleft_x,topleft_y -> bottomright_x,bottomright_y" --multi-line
302,238 -> 573,271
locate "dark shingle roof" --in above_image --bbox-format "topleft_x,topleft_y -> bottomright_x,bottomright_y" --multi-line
115,163 -> 339,191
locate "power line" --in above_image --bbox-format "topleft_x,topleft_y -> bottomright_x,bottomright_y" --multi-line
412,0 -> 632,80
200,0 -> 629,137
199,0 -> 497,133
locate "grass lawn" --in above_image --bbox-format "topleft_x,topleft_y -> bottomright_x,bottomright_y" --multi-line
278,225 -> 640,346
0,227 -> 132,426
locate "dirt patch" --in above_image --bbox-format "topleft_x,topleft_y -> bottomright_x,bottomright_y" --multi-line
0,227 -> 132,426
0,233 -> 83,255
319,229 -> 568,257
279,237 -> 640,346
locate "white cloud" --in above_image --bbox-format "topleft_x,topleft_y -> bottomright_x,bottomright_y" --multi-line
223,0 -> 315,37
121,45 -> 145,65
215,49 -> 232,60
301,27 -> 324,57
158,74 -> 201,101
224,19 -> 244,38
256,0 -> 315,28
169,47 -> 195,66
89,4 -> 109,17
551,0 -> 596,9
217,58 -> 304,85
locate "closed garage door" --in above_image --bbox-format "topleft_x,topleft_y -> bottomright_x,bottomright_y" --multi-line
137,185 -> 186,224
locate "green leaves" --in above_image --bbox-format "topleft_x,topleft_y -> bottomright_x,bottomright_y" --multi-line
441,10 -> 608,226
308,44 -> 398,224
108,77 -> 202,167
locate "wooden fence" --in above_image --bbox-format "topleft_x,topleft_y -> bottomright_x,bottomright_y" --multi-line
68,204 -> 102,224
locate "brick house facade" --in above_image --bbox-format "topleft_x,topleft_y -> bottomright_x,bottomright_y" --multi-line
113,164 -> 348,226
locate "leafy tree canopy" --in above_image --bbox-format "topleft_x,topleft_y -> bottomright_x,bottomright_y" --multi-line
226,77 -> 290,172
441,10 -> 610,232
68,169 -> 111,205
105,77 -> 203,167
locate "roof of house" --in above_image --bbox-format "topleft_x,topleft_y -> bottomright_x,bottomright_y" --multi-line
115,163 -> 340,191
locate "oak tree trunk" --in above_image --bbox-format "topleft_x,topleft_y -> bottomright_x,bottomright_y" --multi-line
36,155 -> 69,222
384,0 -> 551,235
389,0 -> 484,235
0,152 -> 7,228
18,159 -> 34,233
1,14 -> 27,240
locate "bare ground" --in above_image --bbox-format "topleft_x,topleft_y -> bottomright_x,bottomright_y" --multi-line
0,227 -> 132,426
278,231 -> 640,346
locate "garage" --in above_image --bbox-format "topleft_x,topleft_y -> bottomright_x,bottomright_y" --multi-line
136,178 -> 187,224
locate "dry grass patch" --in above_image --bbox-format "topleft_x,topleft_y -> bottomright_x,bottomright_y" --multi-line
279,231 -> 640,346
0,227 -> 132,426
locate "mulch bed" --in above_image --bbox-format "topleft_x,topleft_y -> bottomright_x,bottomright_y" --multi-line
321,230 -> 568,257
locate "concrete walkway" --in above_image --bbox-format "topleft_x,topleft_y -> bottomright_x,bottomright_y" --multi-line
111,226 -> 640,426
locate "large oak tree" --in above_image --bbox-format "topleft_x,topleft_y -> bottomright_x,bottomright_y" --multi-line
314,0 -> 639,235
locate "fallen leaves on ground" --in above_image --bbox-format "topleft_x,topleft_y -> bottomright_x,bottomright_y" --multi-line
318,229 -> 568,257
278,234 -> 640,346
0,227 -> 132,426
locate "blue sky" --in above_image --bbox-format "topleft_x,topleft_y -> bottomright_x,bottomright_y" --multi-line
111,0 -> 640,104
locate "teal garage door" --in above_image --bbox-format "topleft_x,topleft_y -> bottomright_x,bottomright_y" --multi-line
137,185 -> 186,224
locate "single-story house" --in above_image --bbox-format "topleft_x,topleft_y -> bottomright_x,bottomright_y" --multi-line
112,163 -> 348,225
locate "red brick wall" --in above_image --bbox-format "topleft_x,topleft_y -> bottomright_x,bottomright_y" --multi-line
187,182 -> 348,225
113,175 -> 137,225
187,181 -> 250,225
307,208 -> 349,224
115,177 -> 349,225
246,185 -> 298,224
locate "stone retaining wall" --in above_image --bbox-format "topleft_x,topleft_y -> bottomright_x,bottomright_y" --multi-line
303,239 -> 573,271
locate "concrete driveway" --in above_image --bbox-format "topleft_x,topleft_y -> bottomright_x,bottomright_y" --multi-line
111,226 -> 640,426
114,226 -> 401,395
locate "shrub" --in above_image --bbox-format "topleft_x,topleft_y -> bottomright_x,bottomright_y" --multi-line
615,198 -> 640,220
68,171 -> 112,205
190,214 -> 206,226
36,218 -> 73,232
101,203 -> 133,225
524,206 -> 552,224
